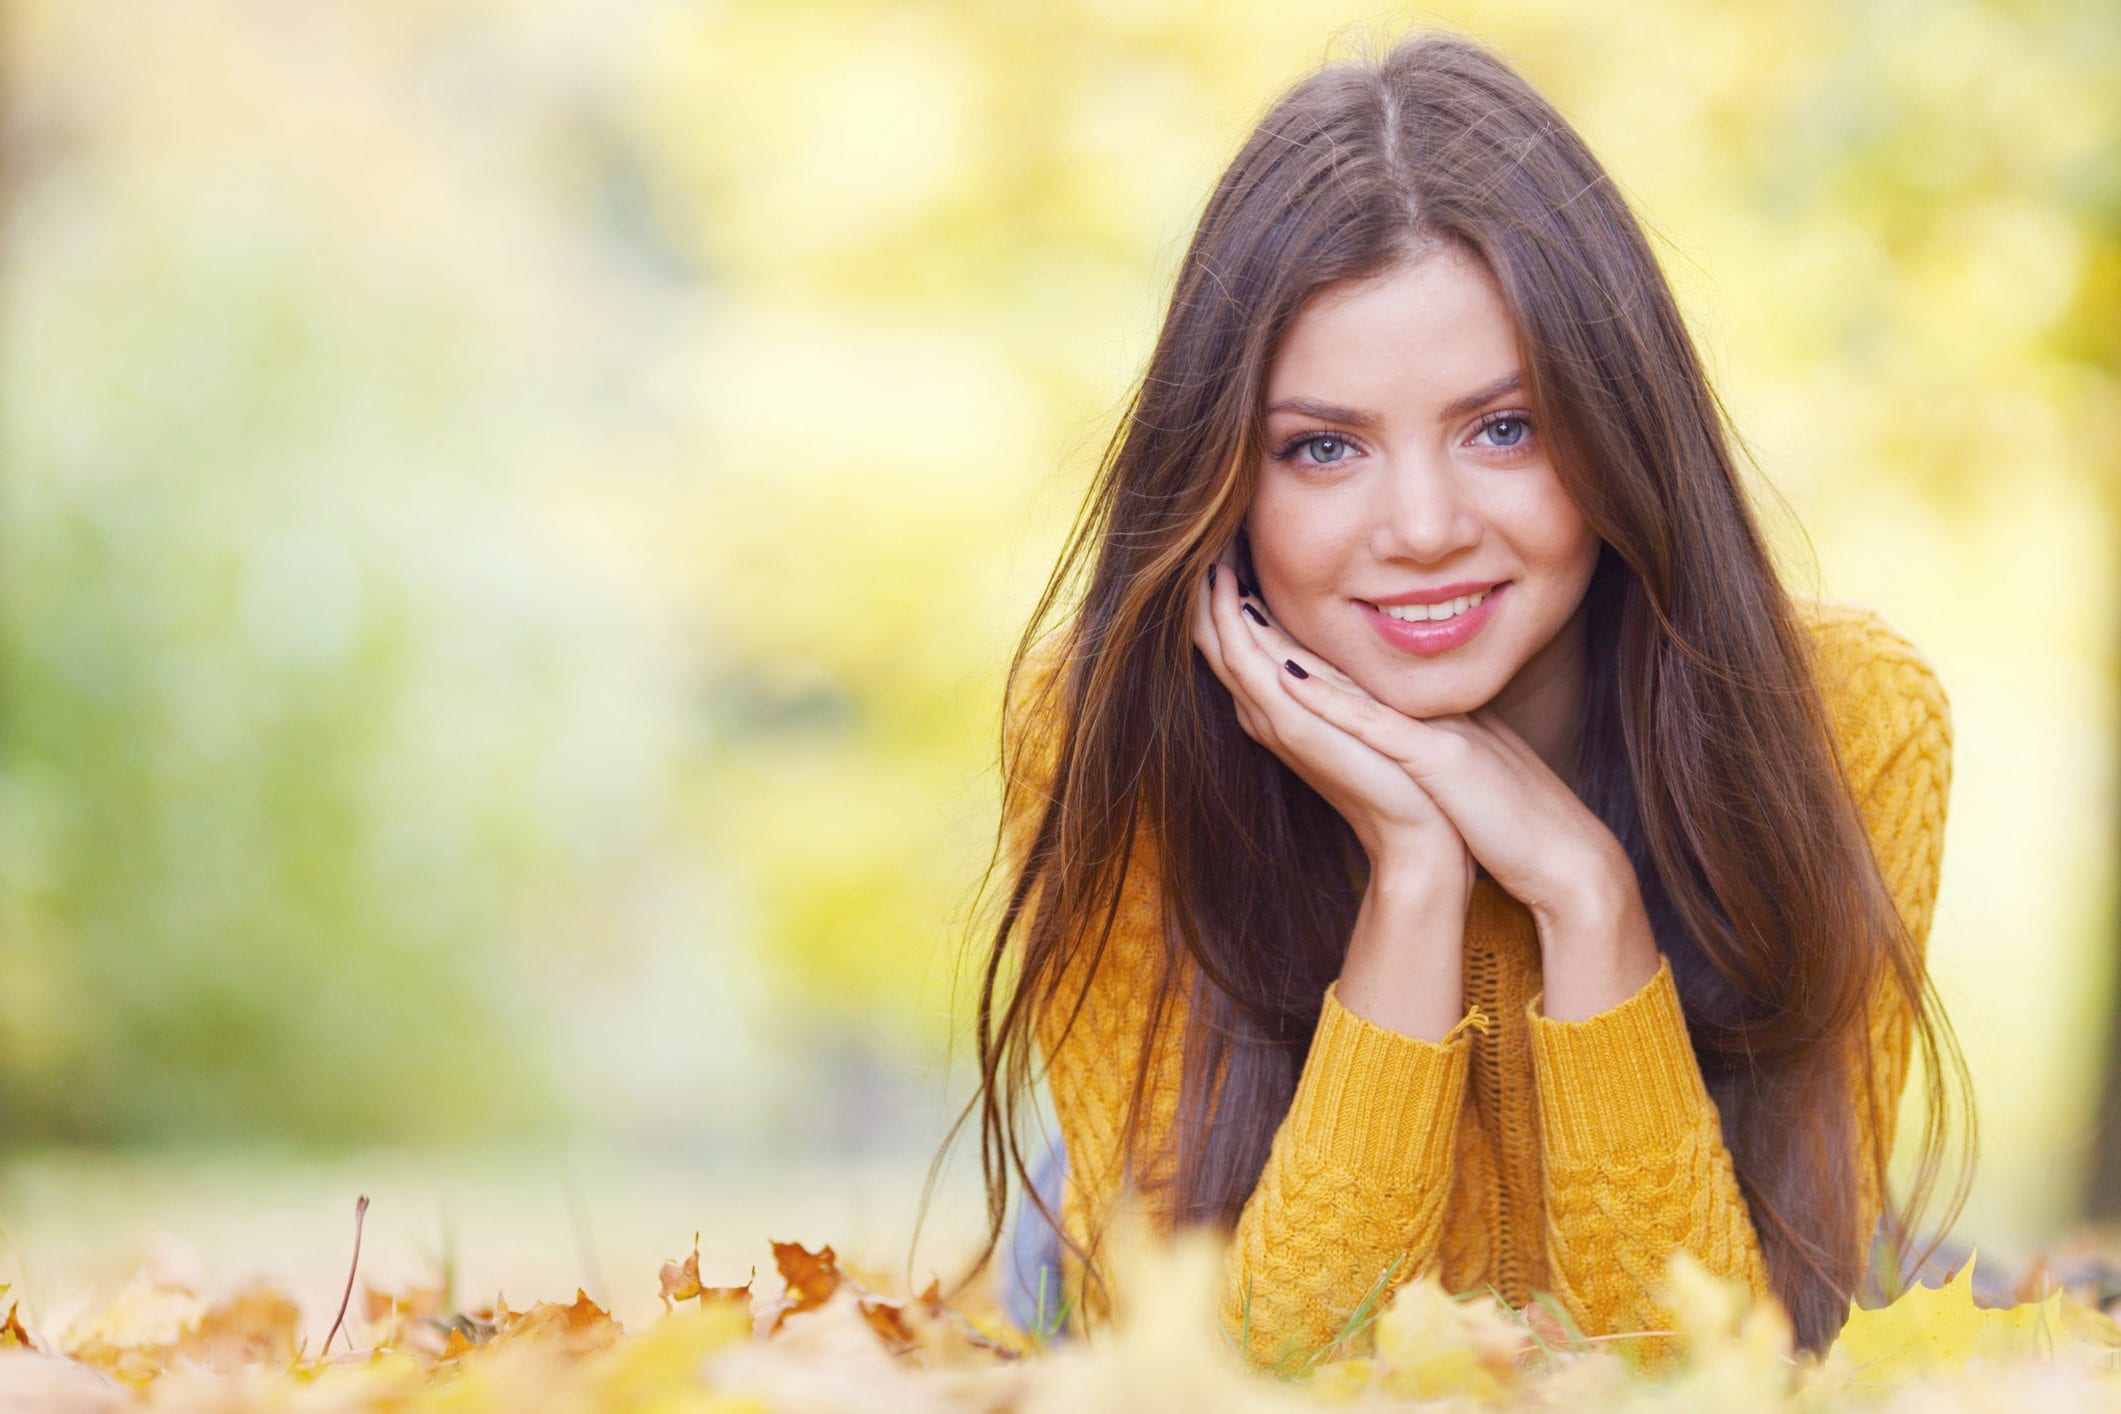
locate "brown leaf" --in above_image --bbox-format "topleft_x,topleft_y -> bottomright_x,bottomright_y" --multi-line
495,1289 -> 623,1357
174,1284 -> 300,1373
772,1241 -> 840,1309
658,1253 -> 702,1309
856,1295 -> 917,1356
2011,1253 -> 2054,1305
1,1301 -> 31,1351
762,1241 -> 842,1335
362,1282 -> 443,1325
1520,1298 -> 1577,1352
702,1276 -> 755,1305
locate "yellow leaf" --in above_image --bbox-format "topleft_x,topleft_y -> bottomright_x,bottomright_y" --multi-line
1647,1252 -> 1798,1411
587,1302 -> 753,1411
1,1300 -> 30,1350
1826,1250 -> 2117,1385
1301,1355 -> 1377,1402
1372,1274 -> 1527,1403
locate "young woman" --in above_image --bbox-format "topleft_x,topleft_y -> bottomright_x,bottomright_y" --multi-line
938,29 -> 1972,1369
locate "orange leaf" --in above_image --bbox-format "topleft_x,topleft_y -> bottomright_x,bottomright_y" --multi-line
763,1241 -> 842,1335
658,1253 -> 702,1309
1,1300 -> 31,1350
175,1284 -> 301,1373
856,1294 -> 917,1355
496,1289 -> 623,1357
772,1241 -> 841,1309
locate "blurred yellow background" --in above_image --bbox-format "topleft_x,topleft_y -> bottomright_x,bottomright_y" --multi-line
0,0 -> 2114,1335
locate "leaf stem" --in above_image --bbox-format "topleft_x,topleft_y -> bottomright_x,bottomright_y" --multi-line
324,1194 -> 371,1356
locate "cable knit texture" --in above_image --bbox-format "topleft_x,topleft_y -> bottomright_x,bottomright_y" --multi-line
1000,595 -> 1952,1369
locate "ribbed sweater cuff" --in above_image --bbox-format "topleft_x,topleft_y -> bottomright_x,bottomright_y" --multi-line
1527,955 -> 1717,1167
1282,979 -> 1475,1187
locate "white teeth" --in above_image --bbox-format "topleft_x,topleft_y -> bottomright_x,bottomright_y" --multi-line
1378,588 -> 1489,622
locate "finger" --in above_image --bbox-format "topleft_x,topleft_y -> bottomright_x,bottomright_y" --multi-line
1213,576 -> 1367,761
1209,563 -> 1294,738
1222,586 -> 1373,699
1277,665 -> 1467,783
1192,564 -> 1272,740
1205,560 -> 1425,799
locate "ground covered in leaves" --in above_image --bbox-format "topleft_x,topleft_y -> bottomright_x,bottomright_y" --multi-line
3,1199 -> 2120,1411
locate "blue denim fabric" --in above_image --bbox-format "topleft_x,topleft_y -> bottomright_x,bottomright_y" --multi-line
1002,1129 -> 1070,1340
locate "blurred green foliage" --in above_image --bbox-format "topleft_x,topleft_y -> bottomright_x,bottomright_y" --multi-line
0,0 -> 2115,1259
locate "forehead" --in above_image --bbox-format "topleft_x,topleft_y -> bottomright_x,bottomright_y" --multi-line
1266,246 -> 1522,406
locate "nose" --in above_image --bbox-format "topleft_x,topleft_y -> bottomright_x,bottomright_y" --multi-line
1367,452 -> 1481,564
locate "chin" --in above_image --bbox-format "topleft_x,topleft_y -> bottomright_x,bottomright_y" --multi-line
1362,673 -> 1490,720
1386,690 -> 1487,720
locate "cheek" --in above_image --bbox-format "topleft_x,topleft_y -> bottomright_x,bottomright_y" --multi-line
1245,484 -> 1358,594
1512,481 -> 1599,572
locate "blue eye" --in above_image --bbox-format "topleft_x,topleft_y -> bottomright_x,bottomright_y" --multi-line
1476,413 -> 1533,450
1272,431 -> 1354,465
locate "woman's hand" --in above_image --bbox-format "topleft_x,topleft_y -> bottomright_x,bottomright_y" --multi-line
1270,649 -> 1661,1017
1193,548 -> 1477,1041
1194,548 -> 1657,1020
1190,549 -> 1472,904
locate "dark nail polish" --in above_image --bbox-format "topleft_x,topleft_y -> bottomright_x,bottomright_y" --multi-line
1207,564 -> 1217,590
1241,603 -> 1268,627
1236,573 -> 1257,598
1283,659 -> 1309,679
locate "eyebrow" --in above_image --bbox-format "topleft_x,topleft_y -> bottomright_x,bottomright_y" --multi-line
1266,371 -> 1524,428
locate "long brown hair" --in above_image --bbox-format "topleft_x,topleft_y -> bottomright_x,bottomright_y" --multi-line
922,27 -> 1972,1356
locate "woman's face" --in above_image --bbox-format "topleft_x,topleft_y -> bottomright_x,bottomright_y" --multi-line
1245,244 -> 1603,729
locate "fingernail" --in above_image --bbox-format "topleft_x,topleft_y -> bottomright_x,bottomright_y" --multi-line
1241,603 -> 1268,627
1237,574 -> 1257,598
1283,659 -> 1309,679
1207,564 -> 1217,590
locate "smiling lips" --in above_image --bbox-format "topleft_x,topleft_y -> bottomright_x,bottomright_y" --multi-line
1366,577 -> 1506,608
1360,581 -> 1507,655
1369,583 -> 1499,622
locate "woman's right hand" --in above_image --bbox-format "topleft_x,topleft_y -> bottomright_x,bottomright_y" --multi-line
1190,550 -> 1473,908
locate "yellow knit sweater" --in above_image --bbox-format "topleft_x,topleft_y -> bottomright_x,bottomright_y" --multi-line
1003,595 -> 1953,1367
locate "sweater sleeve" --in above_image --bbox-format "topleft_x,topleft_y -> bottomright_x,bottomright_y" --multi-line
1209,983 -> 1483,1370
1525,610 -> 1952,1346
1526,953 -> 1773,1341
1002,636 -> 1481,1372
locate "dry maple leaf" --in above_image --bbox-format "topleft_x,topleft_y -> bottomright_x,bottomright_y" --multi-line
435,1325 -> 480,1363
492,1289 -> 625,1358
1826,1250 -> 2121,1386
703,1276 -> 757,1305
350,1280 -> 453,1359
361,1280 -> 443,1326
745,1239 -> 1018,1368
659,1250 -> 703,1308
1,1297 -> 33,1352
173,1283 -> 300,1374
657,1231 -> 759,1318
760,1240 -> 843,1336
774,1240 -> 841,1308
1518,1297 -> 1577,1355
1371,1272 -> 1532,1401
2012,1253 -> 2055,1306
856,1294 -> 918,1356
52,1276 -> 304,1389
